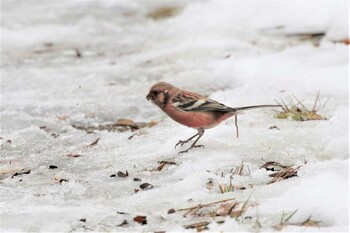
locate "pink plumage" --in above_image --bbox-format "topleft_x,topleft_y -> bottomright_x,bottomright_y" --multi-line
146,82 -> 280,154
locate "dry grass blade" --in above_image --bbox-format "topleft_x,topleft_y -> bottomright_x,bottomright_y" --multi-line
312,91 -> 320,112
268,166 -> 300,184
65,153 -> 80,158
275,213 -> 321,230
233,162 -> 244,175
235,193 -> 252,220
283,209 -> 298,224
177,197 -> 235,217
183,221 -> 210,231
274,93 -> 327,121
300,215 -> 321,227
87,137 -> 100,147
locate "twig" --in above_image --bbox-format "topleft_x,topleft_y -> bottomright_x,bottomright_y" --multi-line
235,115 -> 239,138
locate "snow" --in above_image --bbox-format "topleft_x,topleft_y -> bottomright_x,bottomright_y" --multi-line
1,0 -> 348,232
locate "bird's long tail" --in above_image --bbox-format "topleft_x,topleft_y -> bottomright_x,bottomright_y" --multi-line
233,105 -> 281,113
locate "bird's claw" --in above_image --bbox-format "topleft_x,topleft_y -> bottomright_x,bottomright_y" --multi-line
178,144 -> 205,154
178,150 -> 189,155
175,140 -> 188,149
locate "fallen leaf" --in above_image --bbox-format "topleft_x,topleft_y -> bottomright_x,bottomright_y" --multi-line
167,208 -> 176,214
117,170 -> 129,177
140,183 -> 154,190
269,125 -> 280,130
11,169 -> 31,178
133,215 -> 147,225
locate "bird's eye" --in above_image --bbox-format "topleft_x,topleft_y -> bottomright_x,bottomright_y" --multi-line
152,91 -> 160,95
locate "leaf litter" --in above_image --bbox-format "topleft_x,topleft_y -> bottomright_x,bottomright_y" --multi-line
260,161 -> 301,184
72,118 -> 157,133
174,195 -> 256,231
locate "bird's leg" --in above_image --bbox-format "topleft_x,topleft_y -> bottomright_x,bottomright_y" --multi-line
178,129 -> 205,154
175,132 -> 199,148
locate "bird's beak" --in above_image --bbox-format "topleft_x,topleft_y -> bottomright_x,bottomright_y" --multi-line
146,93 -> 151,101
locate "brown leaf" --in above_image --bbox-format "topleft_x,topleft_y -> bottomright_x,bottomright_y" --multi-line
133,215 -> 147,225
117,170 -> 129,177
167,208 -> 176,214
156,163 -> 166,171
140,183 -> 154,190
88,137 -> 100,147
269,125 -> 280,130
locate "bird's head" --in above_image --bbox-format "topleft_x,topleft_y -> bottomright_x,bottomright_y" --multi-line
146,82 -> 175,108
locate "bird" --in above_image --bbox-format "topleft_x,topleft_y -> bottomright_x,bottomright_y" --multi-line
146,81 -> 280,154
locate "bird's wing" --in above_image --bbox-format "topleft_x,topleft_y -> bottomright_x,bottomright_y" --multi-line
172,91 -> 234,112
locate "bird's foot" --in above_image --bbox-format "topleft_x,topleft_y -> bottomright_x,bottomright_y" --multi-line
178,144 -> 205,154
175,140 -> 190,148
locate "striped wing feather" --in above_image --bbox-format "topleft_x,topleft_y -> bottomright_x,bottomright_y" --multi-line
172,91 -> 234,112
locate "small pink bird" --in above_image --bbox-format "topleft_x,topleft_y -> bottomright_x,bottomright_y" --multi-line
146,82 -> 280,154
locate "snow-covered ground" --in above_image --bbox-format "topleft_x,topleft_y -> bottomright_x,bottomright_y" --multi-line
1,0 -> 348,232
